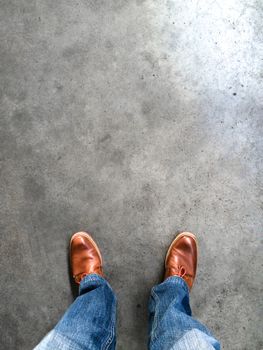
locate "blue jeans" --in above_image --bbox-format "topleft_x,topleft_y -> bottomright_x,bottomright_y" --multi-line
34,274 -> 220,350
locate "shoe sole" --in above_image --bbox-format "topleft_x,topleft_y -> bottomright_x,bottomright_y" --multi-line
70,231 -> 103,264
165,231 -> 198,266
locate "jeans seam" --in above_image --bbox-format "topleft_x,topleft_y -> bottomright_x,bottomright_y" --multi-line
103,321 -> 115,350
150,289 -> 160,341
102,296 -> 116,350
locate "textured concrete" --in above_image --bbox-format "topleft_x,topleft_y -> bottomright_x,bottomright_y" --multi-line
0,0 -> 262,349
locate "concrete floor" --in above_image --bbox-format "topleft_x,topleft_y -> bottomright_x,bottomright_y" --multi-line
0,0 -> 262,349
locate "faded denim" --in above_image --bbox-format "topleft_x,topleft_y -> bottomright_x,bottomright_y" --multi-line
34,274 -> 220,350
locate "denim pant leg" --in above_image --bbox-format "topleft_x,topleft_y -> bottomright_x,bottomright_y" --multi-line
34,274 -> 117,350
148,276 -> 220,350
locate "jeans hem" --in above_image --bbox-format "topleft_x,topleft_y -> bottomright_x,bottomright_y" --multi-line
79,274 -> 112,295
154,275 -> 189,294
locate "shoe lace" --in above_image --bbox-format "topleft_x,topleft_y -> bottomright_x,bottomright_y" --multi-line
73,272 -> 88,284
177,266 -> 186,277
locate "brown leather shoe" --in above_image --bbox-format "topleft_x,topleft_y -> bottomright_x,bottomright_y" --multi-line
164,232 -> 198,290
70,232 -> 103,284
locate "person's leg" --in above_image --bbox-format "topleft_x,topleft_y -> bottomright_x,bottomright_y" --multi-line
148,232 -> 220,350
148,276 -> 220,350
35,274 -> 116,350
34,232 -> 117,350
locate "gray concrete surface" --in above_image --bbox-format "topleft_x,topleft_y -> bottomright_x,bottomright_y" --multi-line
0,0 -> 262,349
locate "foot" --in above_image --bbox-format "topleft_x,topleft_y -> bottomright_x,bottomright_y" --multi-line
70,231 -> 103,284
164,232 -> 197,290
